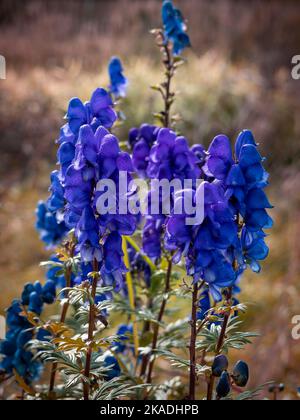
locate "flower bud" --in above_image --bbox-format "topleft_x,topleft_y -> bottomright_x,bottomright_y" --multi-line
232,360 -> 249,387
212,354 -> 229,377
216,371 -> 231,399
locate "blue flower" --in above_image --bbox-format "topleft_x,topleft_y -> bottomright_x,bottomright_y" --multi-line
128,245 -> 152,287
143,216 -> 165,259
203,130 -> 273,276
47,171 -> 65,213
22,281 -> 56,315
130,124 -> 159,177
166,181 -> 239,301
203,134 -> 234,181
75,206 -> 102,263
162,0 -> 191,55
103,355 -> 121,380
241,227 -> 269,273
101,232 -> 127,292
108,57 -> 128,98
1,281 -> 56,382
112,324 -> 133,354
35,201 -> 68,247
66,88 -> 117,135
147,128 -> 201,181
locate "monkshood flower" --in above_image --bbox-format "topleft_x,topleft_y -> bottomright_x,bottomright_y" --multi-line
166,182 -> 239,300
141,128 -> 202,260
35,201 -> 68,247
0,281 -> 56,382
112,324 -> 133,354
240,227 -> 269,273
128,244 -> 151,287
103,354 -> 121,381
66,88 -> 117,136
162,0 -> 191,55
108,57 -> 128,98
75,206 -> 103,263
203,130 -> 273,273
129,124 -> 159,177
100,232 -> 127,292
55,87 -> 117,184
47,170 -> 65,213
147,128 -> 201,181
143,215 -> 165,259
0,310 -> 40,382
21,281 -> 56,314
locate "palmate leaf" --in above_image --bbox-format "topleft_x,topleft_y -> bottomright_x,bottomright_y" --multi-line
92,377 -> 150,400
155,349 -> 210,377
52,336 -> 87,352
196,317 -> 259,353
223,383 -> 271,401
154,376 -> 185,400
155,349 -> 190,369
38,350 -> 82,372
114,298 -> 162,325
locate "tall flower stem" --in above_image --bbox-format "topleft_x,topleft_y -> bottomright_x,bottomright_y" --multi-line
141,35 -> 175,383
188,282 -> 199,400
48,240 -> 75,397
146,259 -> 172,384
155,31 -> 175,128
162,41 -> 174,128
83,259 -> 99,401
206,288 -> 233,401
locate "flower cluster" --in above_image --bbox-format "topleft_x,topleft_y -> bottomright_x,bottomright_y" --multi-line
108,57 -> 128,98
48,84 -> 139,291
137,127 -> 203,260
129,124 -> 159,177
0,281 -> 55,382
203,131 -> 273,273
166,130 -> 273,300
35,201 -> 68,247
162,0 -> 191,55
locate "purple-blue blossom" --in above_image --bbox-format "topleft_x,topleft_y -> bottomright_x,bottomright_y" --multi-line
108,57 -> 128,98
162,0 -> 191,55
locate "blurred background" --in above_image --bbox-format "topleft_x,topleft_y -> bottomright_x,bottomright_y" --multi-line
0,0 -> 299,398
